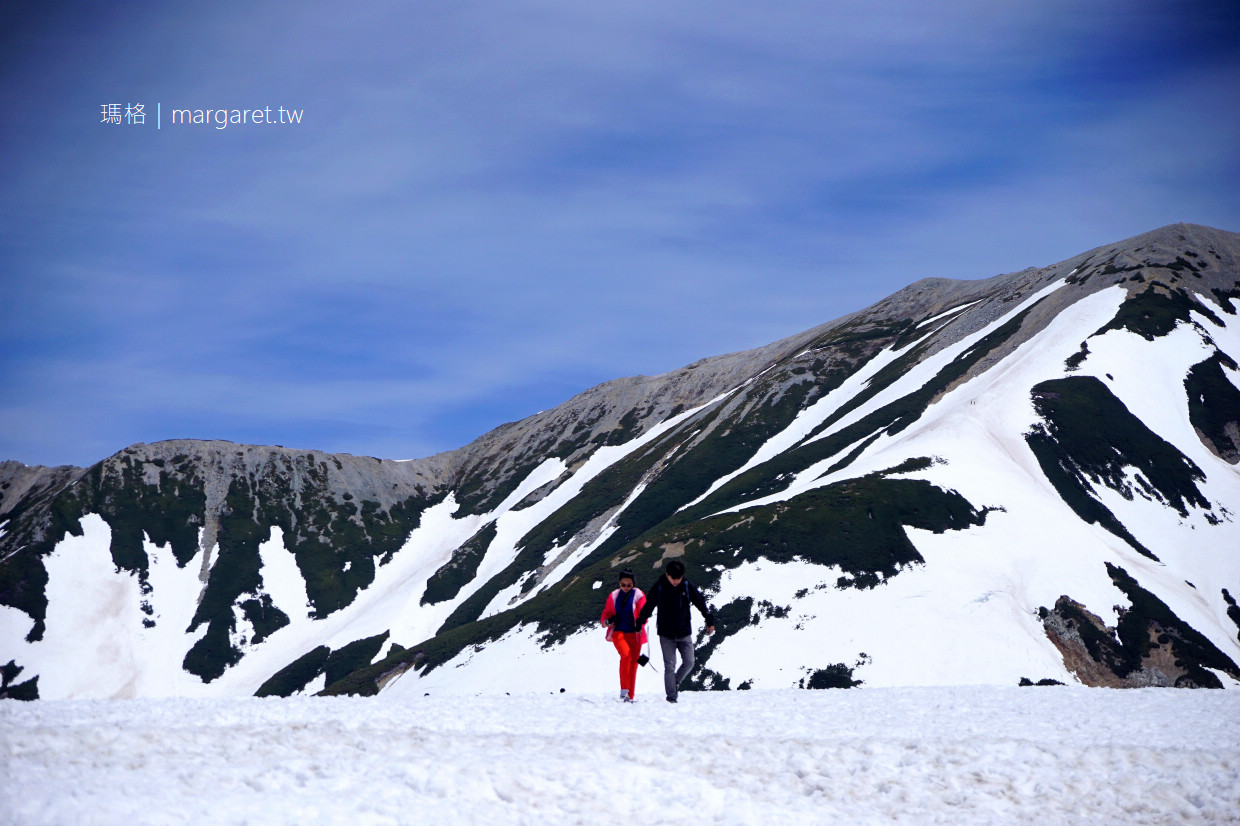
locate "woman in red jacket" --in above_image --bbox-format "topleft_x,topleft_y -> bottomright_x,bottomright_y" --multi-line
600,568 -> 647,702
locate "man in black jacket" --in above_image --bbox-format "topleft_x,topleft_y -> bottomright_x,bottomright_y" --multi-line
637,559 -> 715,703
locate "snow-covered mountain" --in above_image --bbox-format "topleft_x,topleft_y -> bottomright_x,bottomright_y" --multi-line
3,223 -> 1240,701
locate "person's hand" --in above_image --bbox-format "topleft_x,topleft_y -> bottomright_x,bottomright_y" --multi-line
606,616 -> 616,626
706,626 -> 715,636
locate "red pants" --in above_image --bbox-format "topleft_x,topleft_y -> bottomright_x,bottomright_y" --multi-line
612,632 -> 642,697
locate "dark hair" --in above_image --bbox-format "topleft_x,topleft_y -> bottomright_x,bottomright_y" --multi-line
666,560 -> 685,578
618,568 -> 635,583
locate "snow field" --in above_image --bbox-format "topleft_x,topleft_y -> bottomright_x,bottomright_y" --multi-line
3,687 -> 1238,825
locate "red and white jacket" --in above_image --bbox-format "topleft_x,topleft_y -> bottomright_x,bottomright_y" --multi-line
600,588 -> 648,643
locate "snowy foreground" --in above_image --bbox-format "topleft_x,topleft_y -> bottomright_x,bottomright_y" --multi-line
3,686 -> 1239,825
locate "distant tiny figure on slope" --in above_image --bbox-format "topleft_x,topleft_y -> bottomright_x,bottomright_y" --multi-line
600,568 -> 647,702
637,560 -> 715,703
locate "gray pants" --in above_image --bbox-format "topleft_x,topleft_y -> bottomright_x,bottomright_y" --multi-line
659,635 -> 694,700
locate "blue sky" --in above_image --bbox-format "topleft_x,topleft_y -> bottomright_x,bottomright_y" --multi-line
2,0 -> 1238,468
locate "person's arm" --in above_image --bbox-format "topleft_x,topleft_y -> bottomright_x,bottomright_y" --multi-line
636,580 -> 660,625
688,582 -> 716,634
600,591 -> 617,626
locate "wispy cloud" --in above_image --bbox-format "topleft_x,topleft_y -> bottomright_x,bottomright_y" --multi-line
2,0 -> 1237,466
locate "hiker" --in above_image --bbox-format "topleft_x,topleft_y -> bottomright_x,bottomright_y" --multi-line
600,568 -> 647,702
637,559 -> 715,703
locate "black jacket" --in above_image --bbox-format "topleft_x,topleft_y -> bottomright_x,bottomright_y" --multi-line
637,575 -> 715,639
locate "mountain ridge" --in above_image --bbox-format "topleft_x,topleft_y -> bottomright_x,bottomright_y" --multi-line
5,221 -> 1234,484
3,222 -> 1239,701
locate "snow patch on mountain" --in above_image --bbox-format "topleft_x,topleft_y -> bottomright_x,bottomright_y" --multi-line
712,280 -> 1078,518
228,494 -> 490,692
474,393 -> 734,620
805,286 -> 1135,500
705,548 -> 1080,688
679,344 -> 909,512
1080,319 -> 1224,453
804,280 -> 1067,450
14,515 -> 207,699
256,528 -> 310,622
531,481 -> 649,596
916,299 -> 982,328
386,623 -> 613,697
